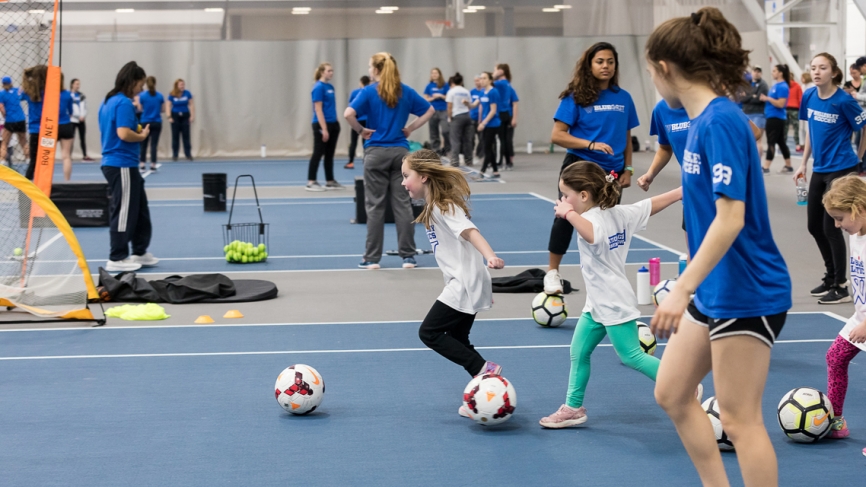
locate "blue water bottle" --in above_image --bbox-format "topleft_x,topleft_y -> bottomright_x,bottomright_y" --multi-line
678,254 -> 688,276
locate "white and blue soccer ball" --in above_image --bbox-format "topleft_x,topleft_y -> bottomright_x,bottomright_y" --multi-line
636,321 -> 657,355
531,292 -> 568,328
652,279 -> 677,307
702,396 -> 734,451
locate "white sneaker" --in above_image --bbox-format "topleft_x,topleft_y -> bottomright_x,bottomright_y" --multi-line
543,269 -> 564,295
131,252 -> 159,267
105,258 -> 142,272
696,383 -> 704,403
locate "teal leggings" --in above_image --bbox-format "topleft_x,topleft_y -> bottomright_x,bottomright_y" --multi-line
566,312 -> 660,408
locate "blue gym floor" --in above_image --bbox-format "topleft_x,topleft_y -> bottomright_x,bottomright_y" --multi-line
0,312 -> 861,486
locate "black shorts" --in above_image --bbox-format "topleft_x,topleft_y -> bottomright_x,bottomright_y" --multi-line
58,123 -> 74,140
685,299 -> 786,348
3,121 -> 26,133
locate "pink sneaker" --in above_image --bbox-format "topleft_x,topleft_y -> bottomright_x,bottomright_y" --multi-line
476,361 -> 502,377
828,416 -> 849,439
539,404 -> 588,429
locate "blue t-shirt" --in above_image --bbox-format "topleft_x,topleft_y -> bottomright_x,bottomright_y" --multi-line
58,90 -> 73,125
510,85 -> 519,112
682,97 -> 791,318
0,88 -> 25,124
20,92 -> 43,133
493,79 -> 513,114
649,99 -> 690,165
765,81 -> 788,120
553,87 -> 640,173
168,90 -> 192,114
469,88 -> 483,121
349,83 -> 431,149
138,90 -> 165,124
348,88 -> 366,122
478,88 -> 501,129
424,82 -> 449,111
99,93 -> 140,168
311,81 -> 337,124
800,86 -> 866,173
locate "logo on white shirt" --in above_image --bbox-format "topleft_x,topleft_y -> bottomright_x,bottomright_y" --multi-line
852,256 -> 865,305
807,108 -> 839,124
667,121 -> 689,132
712,163 -> 732,185
608,230 -> 626,250
426,225 -> 439,254
683,150 -> 701,175
593,104 -> 626,113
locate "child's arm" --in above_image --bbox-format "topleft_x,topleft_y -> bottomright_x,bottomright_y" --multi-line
650,187 -> 683,216
460,228 -> 505,269
553,198 -> 595,244
848,318 -> 866,344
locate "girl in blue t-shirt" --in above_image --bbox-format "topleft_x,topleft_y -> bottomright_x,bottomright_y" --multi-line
423,68 -> 450,156
307,63 -> 341,191
470,75 -> 485,162
542,41 -> 639,295
167,79 -> 194,161
794,53 -> 866,304
468,72 -> 502,177
58,74 -> 75,181
646,8 -> 792,487
759,64 -> 792,173
345,75 -> 370,170
138,76 -> 166,171
0,76 -> 29,166
493,63 -> 516,169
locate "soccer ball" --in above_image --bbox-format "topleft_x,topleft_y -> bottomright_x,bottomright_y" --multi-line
275,364 -> 325,415
652,279 -> 676,307
636,322 -> 657,355
702,396 -> 734,451
531,292 -> 568,327
462,374 -> 517,426
777,387 -> 834,442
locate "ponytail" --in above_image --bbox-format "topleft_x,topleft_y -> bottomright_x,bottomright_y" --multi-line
145,76 -> 157,95
775,64 -> 791,85
105,61 -> 146,102
22,65 -> 48,102
314,63 -> 331,82
372,52 -> 402,108
560,162 -> 621,210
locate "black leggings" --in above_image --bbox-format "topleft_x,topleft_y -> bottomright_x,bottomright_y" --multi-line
418,300 -> 486,377
498,111 -> 513,166
139,122 -> 162,164
480,125 -> 500,173
72,121 -> 87,157
309,121 -> 340,181
25,132 -> 38,180
765,117 -> 790,161
808,165 -> 858,286
348,120 -> 365,164
171,112 -> 192,159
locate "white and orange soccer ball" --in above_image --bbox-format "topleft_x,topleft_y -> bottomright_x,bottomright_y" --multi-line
275,364 -> 325,415
462,374 -> 517,426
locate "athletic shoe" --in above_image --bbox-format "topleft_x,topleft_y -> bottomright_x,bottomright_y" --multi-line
544,269 -> 564,295
819,285 -> 852,304
862,447 -> 866,457
810,279 -> 833,297
778,166 -> 794,174
477,361 -> 502,377
539,404 -> 588,429
829,416 -> 849,439
131,252 -> 159,267
762,167 -> 770,174
344,162 -> 355,169
492,173 -> 501,178
105,258 -> 142,272
324,181 -> 344,190
150,165 -> 158,173
305,181 -> 325,192
458,404 -> 471,418
82,156 -> 95,162
402,257 -> 417,269
358,261 -> 380,269
696,383 -> 704,403
505,163 -> 514,171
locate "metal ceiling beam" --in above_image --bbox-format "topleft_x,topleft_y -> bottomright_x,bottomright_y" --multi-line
766,0 -> 805,23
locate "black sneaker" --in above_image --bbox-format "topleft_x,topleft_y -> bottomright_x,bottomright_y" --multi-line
810,280 -> 833,297
818,286 -> 853,305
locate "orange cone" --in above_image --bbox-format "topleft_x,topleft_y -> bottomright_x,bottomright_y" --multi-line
223,310 -> 244,319
194,315 -> 215,324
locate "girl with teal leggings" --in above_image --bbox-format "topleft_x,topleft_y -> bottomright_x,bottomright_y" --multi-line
539,161 -> 683,428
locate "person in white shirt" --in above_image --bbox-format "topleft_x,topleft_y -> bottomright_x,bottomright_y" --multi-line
538,161 -> 684,428
69,78 -> 93,161
400,149 -> 506,416
445,73 -> 473,167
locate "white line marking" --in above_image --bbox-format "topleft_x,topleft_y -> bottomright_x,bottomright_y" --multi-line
821,311 -> 849,322
147,197 -> 535,208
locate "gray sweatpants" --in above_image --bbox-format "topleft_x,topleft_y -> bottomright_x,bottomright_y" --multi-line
449,113 -> 474,166
428,110 -> 451,153
363,146 -> 417,262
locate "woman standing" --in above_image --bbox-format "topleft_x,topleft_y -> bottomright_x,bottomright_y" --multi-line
445,73 -> 473,167
344,52 -> 433,270
794,53 -> 866,304
760,64 -> 792,173
542,42 -> 639,295
474,72 -> 502,178
306,63 -> 342,191
470,75 -> 484,164
69,79 -> 92,161
167,79 -> 194,161
20,65 -> 46,180
423,68 -> 450,156
493,63 -> 516,170
345,75 -> 370,170
138,76 -> 165,172
0,76 -> 28,166
57,75 -> 75,181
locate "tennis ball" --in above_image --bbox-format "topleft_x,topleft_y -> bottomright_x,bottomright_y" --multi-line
262,252 -> 268,259
223,245 -> 229,253
258,243 -> 265,252
226,254 -> 231,262
241,255 -> 248,264
13,247 -> 23,256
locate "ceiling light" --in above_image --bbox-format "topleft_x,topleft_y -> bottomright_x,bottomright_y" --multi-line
542,8 -> 560,13
115,8 -> 135,13
204,8 -> 224,12
292,7 -> 311,12
292,11 -> 310,15
554,4 -> 572,8
380,6 -> 399,11
375,9 -> 393,14
469,5 -> 486,9
28,9 -> 45,14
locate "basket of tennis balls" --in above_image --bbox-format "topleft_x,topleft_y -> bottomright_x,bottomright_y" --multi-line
224,240 -> 268,264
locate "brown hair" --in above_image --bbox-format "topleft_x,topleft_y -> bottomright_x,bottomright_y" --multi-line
646,7 -> 750,97
496,63 -> 512,82
314,63 -> 331,82
170,79 -> 185,98
403,149 -> 471,229
431,67 -> 445,89
560,161 -> 621,210
823,174 -> 866,220
372,52 -> 402,108
22,65 -> 48,102
812,53 -> 842,85
145,76 -> 157,95
559,42 -> 620,107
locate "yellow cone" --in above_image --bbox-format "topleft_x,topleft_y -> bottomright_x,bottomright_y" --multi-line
223,310 -> 244,319
194,315 -> 215,324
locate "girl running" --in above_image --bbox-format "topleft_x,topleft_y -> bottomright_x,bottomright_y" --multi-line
0,76 -> 28,166
400,149 -> 505,407
20,65 -> 47,180
167,79 -> 194,161
543,42 -> 639,295
58,75 -> 75,181
473,72 -> 501,178
69,79 -> 93,162
138,76 -> 165,172
445,72 -> 473,168
760,64 -> 792,173
424,68 -> 450,156
344,52 -> 433,270
794,53 -> 866,305
307,63 -> 342,191
345,75 -> 370,170
820,175 -> 866,444
647,8 -> 792,486
539,162 -> 683,428
493,63 -> 515,170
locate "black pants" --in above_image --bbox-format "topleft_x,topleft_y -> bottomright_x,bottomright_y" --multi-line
765,117 -> 790,161
72,121 -> 87,157
473,120 -> 483,158
808,165 -> 858,286
348,120 -> 366,164
25,132 -> 38,180
498,111 -> 513,166
418,300 -> 486,377
481,126 -> 500,173
102,165 -> 152,262
309,121 -> 341,181
139,122 -> 162,164
171,112 -> 192,159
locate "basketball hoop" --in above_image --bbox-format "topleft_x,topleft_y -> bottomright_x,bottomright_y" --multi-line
425,20 -> 450,38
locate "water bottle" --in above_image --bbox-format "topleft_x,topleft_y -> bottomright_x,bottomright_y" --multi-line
527,141 -> 533,154
796,177 -> 808,206
645,139 -> 651,152
649,257 -> 661,287
637,266 -> 651,305
678,254 -> 688,276
261,144 -> 267,158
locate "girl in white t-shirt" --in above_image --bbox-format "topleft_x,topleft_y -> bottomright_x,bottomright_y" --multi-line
445,73 -> 473,168
821,174 -> 866,444
540,161 -> 683,428
401,149 -> 505,414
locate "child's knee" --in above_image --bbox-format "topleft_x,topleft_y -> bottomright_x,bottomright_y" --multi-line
418,326 -> 436,346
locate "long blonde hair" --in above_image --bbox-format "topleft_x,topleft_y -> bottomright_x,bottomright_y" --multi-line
372,52 -> 401,108
823,174 -> 866,220
314,62 -> 331,82
170,79 -> 184,98
404,149 -> 471,229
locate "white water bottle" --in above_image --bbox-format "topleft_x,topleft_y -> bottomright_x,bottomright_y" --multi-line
527,141 -> 533,154
637,266 -> 651,305
260,144 -> 267,158
645,139 -> 651,152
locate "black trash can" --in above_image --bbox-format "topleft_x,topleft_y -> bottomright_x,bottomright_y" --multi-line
353,176 -> 422,224
202,173 -> 227,212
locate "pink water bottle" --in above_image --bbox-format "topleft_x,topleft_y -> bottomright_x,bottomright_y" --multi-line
649,258 -> 661,286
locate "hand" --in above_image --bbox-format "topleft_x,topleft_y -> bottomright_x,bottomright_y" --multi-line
554,197 -> 574,220
487,256 -> 504,269
619,171 -> 632,189
849,322 -> 866,343
402,127 -> 412,138
321,129 -> 330,143
462,99 -> 471,106
650,287 -> 690,339
140,124 -> 151,138
637,173 -> 653,191
169,118 -> 174,123
590,142 -> 613,154
80,117 -> 85,122
793,165 -> 807,183
759,94 -> 769,102
511,118 -> 518,128
361,128 -> 376,140
189,115 -> 195,123
477,123 -> 485,132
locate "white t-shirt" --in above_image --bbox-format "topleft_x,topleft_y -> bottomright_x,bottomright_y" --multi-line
426,204 -> 492,314
578,199 -> 652,325
839,233 -> 866,350
445,86 -> 471,118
